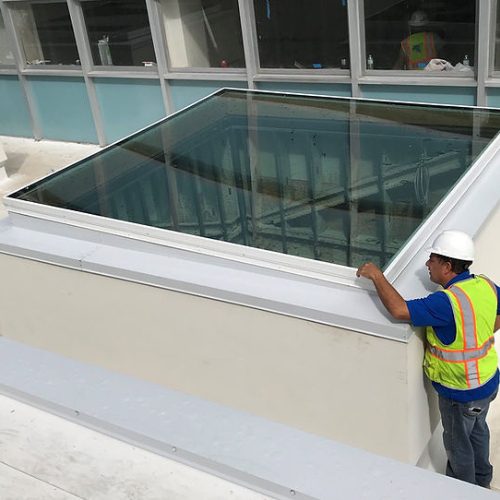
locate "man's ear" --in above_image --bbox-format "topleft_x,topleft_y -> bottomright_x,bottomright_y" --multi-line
443,260 -> 453,274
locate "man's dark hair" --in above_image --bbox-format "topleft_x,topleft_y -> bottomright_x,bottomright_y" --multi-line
434,253 -> 472,274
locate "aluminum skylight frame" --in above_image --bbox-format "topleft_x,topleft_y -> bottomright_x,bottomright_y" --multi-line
4,88 -> 500,289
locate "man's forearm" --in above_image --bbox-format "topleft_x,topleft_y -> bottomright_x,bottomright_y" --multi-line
357,262 -> 410,320
370,273 -> 410,320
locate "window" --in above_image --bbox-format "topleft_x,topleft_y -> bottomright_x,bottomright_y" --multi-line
0,9 -> 15,66
10,1 -> 79,66
494,1 -> 500,71
364,0 -> 476,72
81,0 -> 155,68
160,0 -> 245,69
253,0 -> 349,70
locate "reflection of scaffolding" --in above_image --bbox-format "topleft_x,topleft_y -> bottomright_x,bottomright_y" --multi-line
77,127 -> 468,268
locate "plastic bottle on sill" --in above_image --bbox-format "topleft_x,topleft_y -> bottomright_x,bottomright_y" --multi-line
367,54 -> 374,70
462,54 -> 470,67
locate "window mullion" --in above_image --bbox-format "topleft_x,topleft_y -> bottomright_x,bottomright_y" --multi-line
237,0 -> 258,88
476,0 -> 493,106
348,0 -> 363,97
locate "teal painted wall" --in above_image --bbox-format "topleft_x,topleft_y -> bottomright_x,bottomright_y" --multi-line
256,82 -> 351,97
0,76 -> 32,137
360,85 -> 476,106
486,89 -> 500,108
94,78 -> 165,143
29,76 -> 97,143
169,80 -> 248,111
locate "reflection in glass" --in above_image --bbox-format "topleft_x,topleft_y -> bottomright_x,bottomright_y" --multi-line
364,0 -> 475,71
254,0 -> 349,70
11,90 -> 500,269
0,10 -> 15,66
160,0 -> 244,69
81,0 -> 155,67
10,1 -> 79,66
495,2 -> 500,71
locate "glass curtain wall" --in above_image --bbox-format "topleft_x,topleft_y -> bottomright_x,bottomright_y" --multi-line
81,0 -> 155,67
0,9 -> 15,65
9,0 -> 79,66
364,0 -> 476,71
253,0 -> 349,70
160,0 -> 245,69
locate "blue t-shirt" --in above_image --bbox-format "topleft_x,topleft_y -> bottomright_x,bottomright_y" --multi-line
406,271 -> 500,402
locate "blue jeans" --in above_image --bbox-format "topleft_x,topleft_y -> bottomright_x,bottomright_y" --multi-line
438,391 -> 497,487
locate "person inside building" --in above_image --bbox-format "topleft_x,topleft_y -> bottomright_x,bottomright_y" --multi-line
356,229 -> 500,488
394,10 -> 443,69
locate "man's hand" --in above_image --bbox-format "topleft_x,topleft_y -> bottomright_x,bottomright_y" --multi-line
356,262 -> 383,281
356,261 -> 410,321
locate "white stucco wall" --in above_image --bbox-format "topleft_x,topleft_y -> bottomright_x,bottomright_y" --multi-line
0,253 -> 436,463
474,204 -> 500,282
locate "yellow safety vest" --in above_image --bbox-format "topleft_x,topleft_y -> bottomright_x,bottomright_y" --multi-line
423,275 -> 498,390
401,32 -> 437,69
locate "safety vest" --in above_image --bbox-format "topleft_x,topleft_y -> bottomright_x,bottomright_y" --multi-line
401,32 -> 437,69
423,275 -> 498,390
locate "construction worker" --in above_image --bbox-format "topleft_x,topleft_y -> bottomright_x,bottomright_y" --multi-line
357,230 -> 500,488
394,10 -> 442,69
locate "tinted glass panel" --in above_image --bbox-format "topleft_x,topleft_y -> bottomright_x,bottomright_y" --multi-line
364,0 -> 475,71
254,0 -> 349,70
82,0 -> 155,67
0,10 -> 15,66
11,1 -> 79,66
11,90 -> 500,269
161,0 -> 245,69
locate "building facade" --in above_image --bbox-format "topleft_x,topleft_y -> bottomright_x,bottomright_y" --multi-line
1,0 -> 500,146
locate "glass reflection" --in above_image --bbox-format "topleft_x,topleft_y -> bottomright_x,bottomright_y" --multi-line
11,90 -> 500,269
364,0 -> 476,72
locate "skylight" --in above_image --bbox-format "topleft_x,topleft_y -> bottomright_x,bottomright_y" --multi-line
9,89 -> 500,269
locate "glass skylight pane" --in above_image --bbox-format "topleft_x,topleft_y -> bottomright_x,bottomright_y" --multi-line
10,89 -> 500,268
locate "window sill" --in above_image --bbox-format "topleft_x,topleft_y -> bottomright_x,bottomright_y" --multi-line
358,74 -> 476,87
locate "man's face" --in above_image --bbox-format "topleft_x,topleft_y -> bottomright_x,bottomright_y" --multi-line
425,254 -> 449,285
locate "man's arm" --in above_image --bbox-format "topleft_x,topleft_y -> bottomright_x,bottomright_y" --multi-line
356,262 -> 410,321
495,315 -> 500,333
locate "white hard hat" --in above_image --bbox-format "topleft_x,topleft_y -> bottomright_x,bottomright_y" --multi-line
409,10 -> 429,28
428,230 -> 474,261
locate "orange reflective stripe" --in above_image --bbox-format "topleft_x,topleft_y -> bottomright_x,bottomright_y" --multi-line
449,285 -> 479,349
448,288 -> 467,348
460,286 -> 479,349
464,360 -> 471,388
